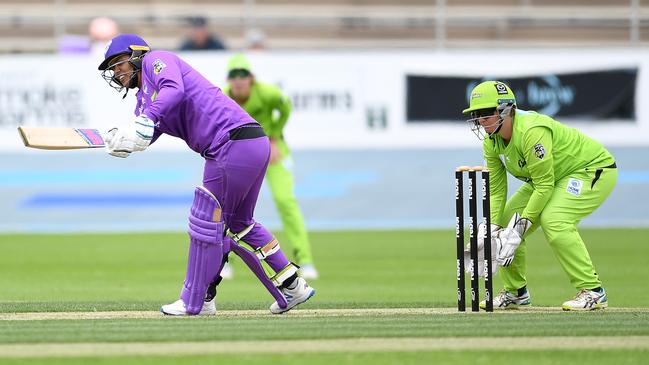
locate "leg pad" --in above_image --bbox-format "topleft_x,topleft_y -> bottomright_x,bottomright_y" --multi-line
180,187 -> 225,315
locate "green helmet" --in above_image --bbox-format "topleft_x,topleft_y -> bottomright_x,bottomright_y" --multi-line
462,81 -> 516,114
227,53 -> 252,73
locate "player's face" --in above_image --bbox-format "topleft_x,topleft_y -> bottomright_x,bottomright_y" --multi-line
477,110 -> 500,134
228,69 -> 253,99
110,54 -> 134,87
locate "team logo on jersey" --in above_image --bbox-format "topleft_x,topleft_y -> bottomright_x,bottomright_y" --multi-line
494,83 -> 509,95
533,143 -> 545,159
152,59 -> 166,74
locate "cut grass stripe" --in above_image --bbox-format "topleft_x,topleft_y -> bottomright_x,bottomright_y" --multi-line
1,337 -> 649,358
2,307 -> 649,321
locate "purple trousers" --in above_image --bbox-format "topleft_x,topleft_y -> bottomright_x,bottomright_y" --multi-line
202,136 -> 291,274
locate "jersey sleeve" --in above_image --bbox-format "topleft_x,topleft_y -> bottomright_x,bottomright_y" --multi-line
141,55 -> 185,124
265,85 -> 292,139
483,139 -> 508,227
520,126 -> 554,223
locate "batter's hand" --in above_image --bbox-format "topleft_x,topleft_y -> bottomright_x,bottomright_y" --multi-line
103,127 -> 130,158
103,115 -> 155,158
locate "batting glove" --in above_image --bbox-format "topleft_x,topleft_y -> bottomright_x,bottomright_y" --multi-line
103,115 -> 155,158
103,127 -> 130,158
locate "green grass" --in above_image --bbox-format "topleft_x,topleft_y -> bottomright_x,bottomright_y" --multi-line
0,228 -> 647,309
1,351 -> 649,365
0,228 -> 648,363
0,313 -> 648,343
1,351 -> 648,365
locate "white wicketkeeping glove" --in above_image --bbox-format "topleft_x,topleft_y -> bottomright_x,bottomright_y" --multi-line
496,213 -> 532,267
104,115 -> 155,158
463,223 -> 502,277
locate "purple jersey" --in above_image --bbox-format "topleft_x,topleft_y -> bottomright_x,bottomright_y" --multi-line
134,50 -> 255,154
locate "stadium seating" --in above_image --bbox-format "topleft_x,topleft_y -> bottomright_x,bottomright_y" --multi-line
0,0 -> 645,53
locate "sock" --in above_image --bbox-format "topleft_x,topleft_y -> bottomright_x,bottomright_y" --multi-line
205,276 -> 222,302
517,286 -> 528,297
205,256 -> 228,302
281,273 -> 299,289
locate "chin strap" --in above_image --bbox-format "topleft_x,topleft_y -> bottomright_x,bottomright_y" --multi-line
488,103 -> 514,139
121,48 -> 147,98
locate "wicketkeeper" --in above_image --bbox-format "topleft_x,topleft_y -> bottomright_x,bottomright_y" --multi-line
97,34 -> 315,315
222,54 -> 318,279
463,81 -> 617,311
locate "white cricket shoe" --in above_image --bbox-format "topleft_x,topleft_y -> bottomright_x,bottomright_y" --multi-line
220,262 -> 233,280
299,264 -> 319,279
562,288 -> 608,311
160,298 -> 216,316
480,288 -> 531,310
269,277 -> 316,314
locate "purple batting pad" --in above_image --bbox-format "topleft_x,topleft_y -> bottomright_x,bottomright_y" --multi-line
180,187 -> 225,315
229,239 -> 288,309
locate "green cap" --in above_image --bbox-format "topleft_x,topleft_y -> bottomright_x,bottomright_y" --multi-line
227,53 -> 252,72
462,81 -> 516,114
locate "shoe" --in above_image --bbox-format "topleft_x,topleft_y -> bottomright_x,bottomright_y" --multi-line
299,264 -> 319,279
480,288 -> 531,310
562,288 -> 608,311
220,262 -> 233,280
160,298 -> 216,316
269,277 -> 316,314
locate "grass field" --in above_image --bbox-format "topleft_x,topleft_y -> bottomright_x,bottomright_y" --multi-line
1,228 -> 648,364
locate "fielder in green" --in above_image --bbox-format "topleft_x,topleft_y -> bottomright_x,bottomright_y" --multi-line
463,81 -> 617,311
222,54 -> 318,279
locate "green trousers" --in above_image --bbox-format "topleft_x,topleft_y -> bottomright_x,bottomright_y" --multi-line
265,139 -> 314,265
500,167 -> 618,292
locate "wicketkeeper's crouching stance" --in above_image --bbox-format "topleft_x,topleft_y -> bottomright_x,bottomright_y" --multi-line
97,34 -> 315,315
463,81 -> 617,311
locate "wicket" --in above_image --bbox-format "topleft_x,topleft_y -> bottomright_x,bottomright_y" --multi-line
455,166 -> 493,312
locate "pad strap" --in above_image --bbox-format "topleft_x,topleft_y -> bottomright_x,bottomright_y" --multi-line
226,223 -> 255,243
270,263 -> 299,286
254,238 -> 280,260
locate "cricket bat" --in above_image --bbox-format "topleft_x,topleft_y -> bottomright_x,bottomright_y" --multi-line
18,127 -> 105,150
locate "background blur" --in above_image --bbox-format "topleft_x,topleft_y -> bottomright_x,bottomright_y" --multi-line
1,0 -> 648,233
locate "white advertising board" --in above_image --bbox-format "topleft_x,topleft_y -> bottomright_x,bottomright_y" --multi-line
0,49 -> 646,151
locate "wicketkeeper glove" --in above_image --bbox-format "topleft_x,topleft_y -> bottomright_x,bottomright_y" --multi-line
496,213 -> 532,267
464,223 -> 501,277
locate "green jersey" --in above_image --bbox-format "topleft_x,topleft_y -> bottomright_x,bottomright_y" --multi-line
223,81 -> 292,139
484,110 -> 615,226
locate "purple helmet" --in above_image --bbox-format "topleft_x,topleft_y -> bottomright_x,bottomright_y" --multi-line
98,33 -> 149,70
99,34 -> 150,94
